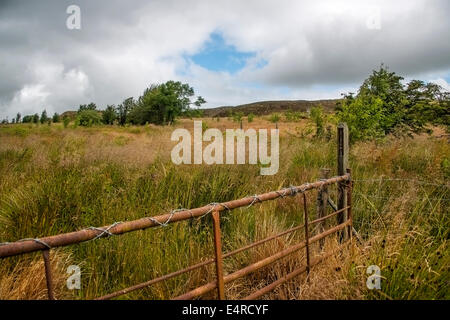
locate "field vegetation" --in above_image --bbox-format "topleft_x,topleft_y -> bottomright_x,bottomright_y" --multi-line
0,65 -> 448,300
0,115 -> 448,299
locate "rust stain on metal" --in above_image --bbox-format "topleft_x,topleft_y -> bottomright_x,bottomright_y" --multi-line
172,220 -> 351,300
302,193 -> 311,277
212,210 -> 225,300
97,222 -> 305,299
346,168 -> 353,241
1,173 -> 353,302
0,174 -> 349,259
42,249 -> 55,300
243,241 -> 351,300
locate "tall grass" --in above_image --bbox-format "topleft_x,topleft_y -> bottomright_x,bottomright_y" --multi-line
0,122 -> 448,299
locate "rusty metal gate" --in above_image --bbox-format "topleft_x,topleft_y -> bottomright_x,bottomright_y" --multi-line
0,123 -> 353,300
0,170 -> 353,300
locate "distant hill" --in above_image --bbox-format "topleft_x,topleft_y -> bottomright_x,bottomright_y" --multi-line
60,99 -> 340,120
61,111 -> 77,120
202,99 -> 340,117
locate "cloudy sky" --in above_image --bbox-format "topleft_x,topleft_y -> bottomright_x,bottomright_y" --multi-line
0,0 -> 449,119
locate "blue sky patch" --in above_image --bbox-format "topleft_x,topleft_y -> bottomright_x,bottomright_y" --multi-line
190,32 -> 256,73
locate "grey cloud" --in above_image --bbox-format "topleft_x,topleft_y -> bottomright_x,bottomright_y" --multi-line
243,0 -> 450,87
0,0 -> 449,119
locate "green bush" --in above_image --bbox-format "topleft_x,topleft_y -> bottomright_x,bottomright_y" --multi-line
337,65 -> 450,141
310,106 -> 326,137
77,110 -> 102,127
63,116 -> 70,128
337,96 -> 385,142
269,113 -> 280,124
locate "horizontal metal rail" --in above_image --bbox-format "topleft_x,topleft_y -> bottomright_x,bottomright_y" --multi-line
0,174 -> 349,258
97,223 -> 305,299
97,205 -> 350,300
172,220 -> 351,300
243,241 -> 351,300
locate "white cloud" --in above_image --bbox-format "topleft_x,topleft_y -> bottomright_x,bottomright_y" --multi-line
0,0 -> 449,119
429,78 -> 450,91
1,59 -> 92,117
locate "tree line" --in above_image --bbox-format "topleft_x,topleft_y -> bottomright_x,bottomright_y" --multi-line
2,81 -> 206,126
2,68 -> 449,139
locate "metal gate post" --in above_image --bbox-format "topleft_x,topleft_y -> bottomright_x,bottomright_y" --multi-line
212,210 -> 225,299
42,249 -> 55,300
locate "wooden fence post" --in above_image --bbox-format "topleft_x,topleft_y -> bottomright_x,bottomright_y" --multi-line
317,168 -> 330,249
212,210 -> 225,300
337,123 -> 349,242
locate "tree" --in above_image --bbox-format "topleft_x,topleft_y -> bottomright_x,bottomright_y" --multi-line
128,81 -> 206,125
33,113 -> 39,124
337,64 -> 450,141
52,112 -> 60,123
403,80 -> 450,130
16,113 -> 21,123
77,110 -> 102,126
78,103 -> 97,113
22,115 -> 33,123
102,105 -> 117,125
117,97 -> 134,126
357,64 -> 406,134
40,110 -> 48,124
248,113 -> 255,123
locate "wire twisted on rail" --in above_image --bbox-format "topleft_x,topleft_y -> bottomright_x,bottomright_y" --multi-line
0,181 -> 332,247
88,221 -> 123,240
0,238 -> 52,249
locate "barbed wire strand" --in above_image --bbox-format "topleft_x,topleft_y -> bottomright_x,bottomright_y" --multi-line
0,177 -> 363,248
353,178 -> 449,188
355,192 -> 450,202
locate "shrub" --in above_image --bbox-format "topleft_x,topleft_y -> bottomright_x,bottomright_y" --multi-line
63,116 -> 70,128
337,96 -> 385,142
77,110 -> 102,127
269,113 -> 280,123
310,106 -> 326,137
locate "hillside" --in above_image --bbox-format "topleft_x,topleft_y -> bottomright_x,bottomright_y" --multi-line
202,99 -> 340,117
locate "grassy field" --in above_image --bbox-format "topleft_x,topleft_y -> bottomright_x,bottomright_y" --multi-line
0,116 -> 448,300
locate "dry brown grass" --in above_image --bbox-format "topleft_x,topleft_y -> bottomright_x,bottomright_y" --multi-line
0,121 -> 447,300
0,250 -> 73,300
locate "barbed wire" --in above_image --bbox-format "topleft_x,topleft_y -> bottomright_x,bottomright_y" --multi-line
0,237 -> 52,249
353,178 -> 449,188
0,179 -> 343,248
355,192 -> 450,202
88,221 -> 123,240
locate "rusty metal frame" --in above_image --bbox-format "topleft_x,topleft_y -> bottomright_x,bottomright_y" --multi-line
0,173 -> 352,300
211,210 -> 225,300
